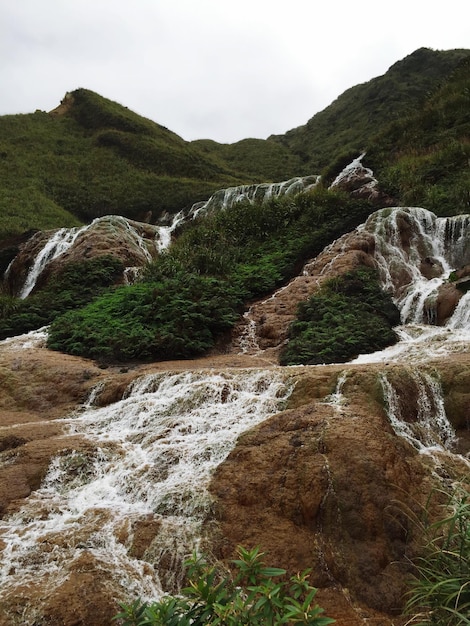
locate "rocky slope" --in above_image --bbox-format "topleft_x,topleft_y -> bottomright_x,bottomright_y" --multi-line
1,168 -> 469,626
0,329 -> 469,626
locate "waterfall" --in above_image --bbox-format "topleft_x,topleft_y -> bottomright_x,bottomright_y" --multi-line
0,368 -> 292,623
380,369 -> 456,452
363,207 -> 470,325
156,175 -> 320,251
12,216 -> 162,297
19,226 -> 86,298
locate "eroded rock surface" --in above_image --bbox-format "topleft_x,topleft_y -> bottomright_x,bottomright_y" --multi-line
4,215 -> 161,296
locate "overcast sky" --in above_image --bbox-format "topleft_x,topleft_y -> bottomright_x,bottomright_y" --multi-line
1,0 -> 468,143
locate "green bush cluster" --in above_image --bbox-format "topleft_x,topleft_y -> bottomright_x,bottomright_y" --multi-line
114,546 -> 334,625
0,256 -> 123,339
280,268 -> 400,365
47,273 -> 242,362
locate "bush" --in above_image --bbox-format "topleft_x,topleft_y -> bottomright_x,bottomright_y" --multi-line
0,256 -> 124,339
114,546 -> 335,625
280,268 -> 400,365
405,487 -> 470,625
47,274 -> 243,362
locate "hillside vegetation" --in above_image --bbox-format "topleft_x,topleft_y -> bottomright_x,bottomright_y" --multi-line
1,48 -> 469,244
270,47 -> 470,172
0,47 -> 468,364
0,90 -> 256,241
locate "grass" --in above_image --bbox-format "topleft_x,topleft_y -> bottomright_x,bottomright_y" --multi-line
405,486 -> 470,625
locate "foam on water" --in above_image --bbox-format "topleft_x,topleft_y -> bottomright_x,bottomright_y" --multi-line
0,369 -> 292,617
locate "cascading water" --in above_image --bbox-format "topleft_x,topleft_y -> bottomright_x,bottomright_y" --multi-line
380,369 -> 456,452
9,216 -> 162,298
363,207 -> 470,325
19,226 -> 86,298
156,175 -> 320,251
0,368 -> 292,623
352,207 -> 470,364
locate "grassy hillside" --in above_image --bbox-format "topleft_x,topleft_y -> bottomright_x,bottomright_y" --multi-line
0,89 -> 258,241
191,137 -> 306,179
365,56 -> 470,215
270,48 -> 470,173
1,48 -> 468,244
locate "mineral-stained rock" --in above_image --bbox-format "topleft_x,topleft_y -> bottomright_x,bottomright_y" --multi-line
3,215 -> 161,296
209,364 -> 469,625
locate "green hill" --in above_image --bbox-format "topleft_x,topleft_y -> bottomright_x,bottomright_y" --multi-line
270,48 -> 470,173
0,89 -> 258,241
1,48 -> 468,244
366,55 -> 470,215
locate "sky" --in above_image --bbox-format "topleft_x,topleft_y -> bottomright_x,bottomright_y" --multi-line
1,0 -> 468,144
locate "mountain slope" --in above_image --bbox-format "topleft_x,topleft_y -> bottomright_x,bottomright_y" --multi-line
270,48 -> 470,172
0,89 -> 259,241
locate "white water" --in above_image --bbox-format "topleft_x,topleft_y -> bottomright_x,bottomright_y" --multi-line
156,175 -> 320,251
0,369 -> 292,619
19,226 -> 86,298
380,369 -> 456,453
349,207 -> 470,364
1,199 -> 469,621
362,207 -> 470,325
12,216 -> 161,297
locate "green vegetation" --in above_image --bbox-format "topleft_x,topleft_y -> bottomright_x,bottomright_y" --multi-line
114,546 -> 334,625
1,47 -> 468,363
0,256 -> 123,339
191,137 -> 306,180
271,48 -> 470,173
0,89 -> 257,240
367,57 -> 470,215
279,268 -> 400,365
2,49 -> 468,241
47,273 -> 242,362
44,189 -> 375,362
405,487 -> 470,625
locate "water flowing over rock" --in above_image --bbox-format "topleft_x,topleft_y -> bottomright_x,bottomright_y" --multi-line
232,206 -> 470,357
329,153 -> 394,205
156,174 -> 320,251
0,201 -> 469,625
3,216 -> 161,297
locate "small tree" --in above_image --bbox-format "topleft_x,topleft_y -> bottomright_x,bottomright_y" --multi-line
114,546 -> 335,625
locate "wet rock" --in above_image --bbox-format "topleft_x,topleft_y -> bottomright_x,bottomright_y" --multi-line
3,215 -> 161,296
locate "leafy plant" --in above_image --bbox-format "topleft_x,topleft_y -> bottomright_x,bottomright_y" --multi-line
405,486 -> 470,625
47,274 -> 243,362
114,546 -> 335,625
0,256 -> 124,339
280,268 -> 400,365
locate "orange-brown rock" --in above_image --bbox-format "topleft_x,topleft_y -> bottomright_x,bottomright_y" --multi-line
209,364 -> 470,625
4,216 -> 161,296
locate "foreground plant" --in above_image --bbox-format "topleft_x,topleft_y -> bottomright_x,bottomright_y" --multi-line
114,545 -> 335,625
405,486 -> 470,625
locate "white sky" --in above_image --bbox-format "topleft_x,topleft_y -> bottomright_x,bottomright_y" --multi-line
0,0 -> 468,143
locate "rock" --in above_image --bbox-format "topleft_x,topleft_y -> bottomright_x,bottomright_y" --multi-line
209,364 -> 469,623
3,215 -> 161,297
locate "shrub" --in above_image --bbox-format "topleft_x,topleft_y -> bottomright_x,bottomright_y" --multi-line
114,546 -> 335,625
405,487 -> 470,626
47,275 -> 243,362
0,256 -> 124,339
280,268 -> 400,365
